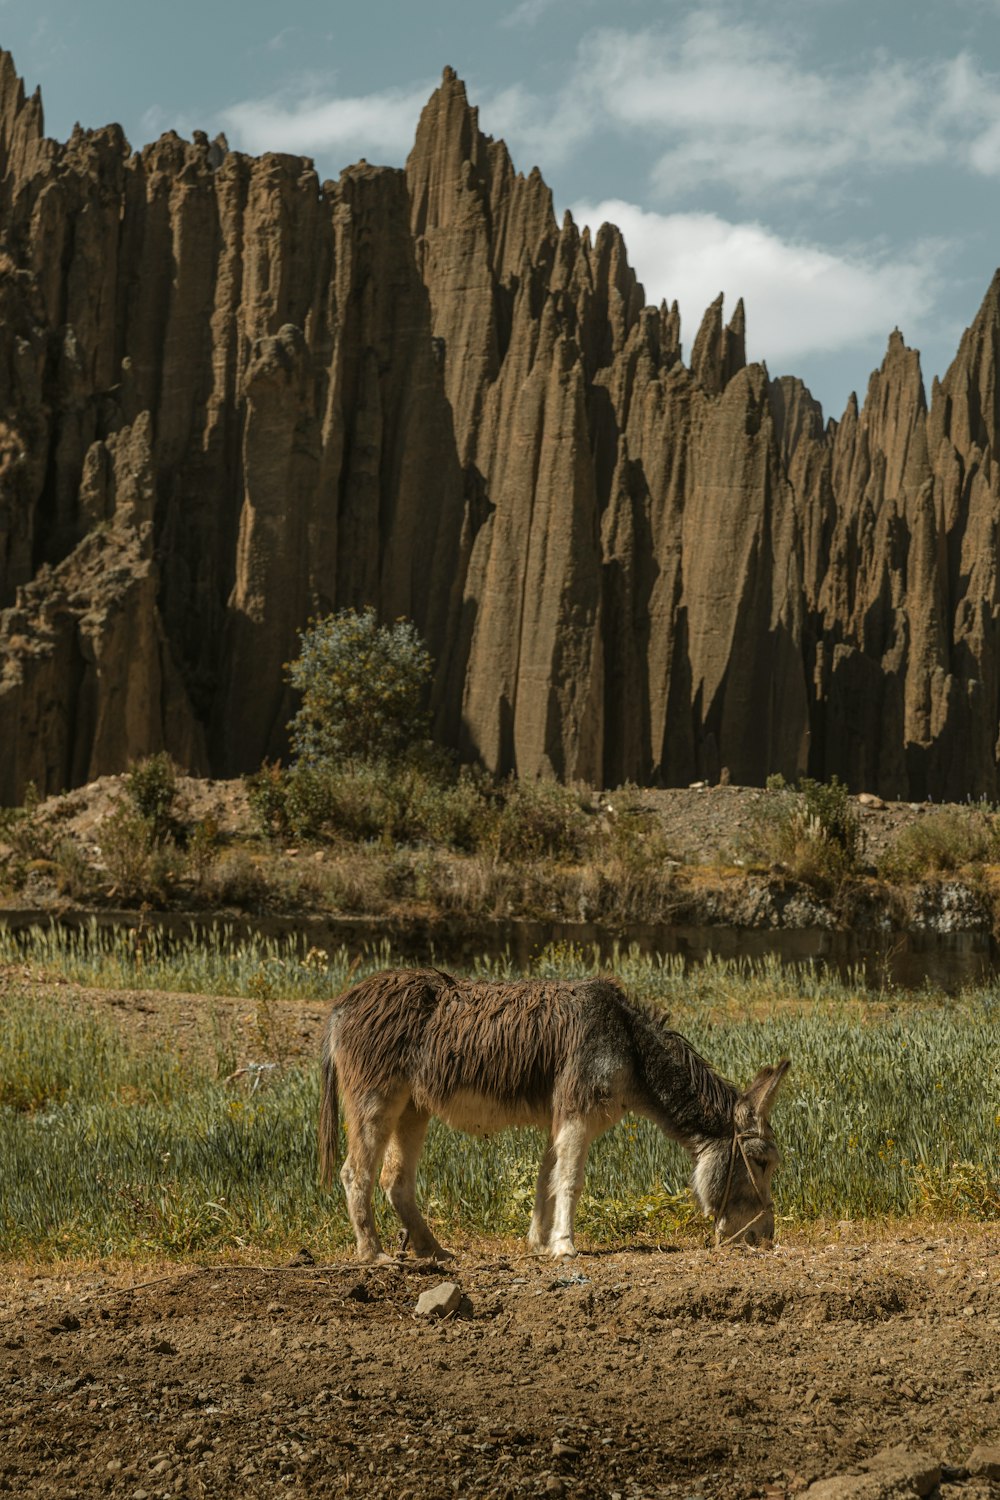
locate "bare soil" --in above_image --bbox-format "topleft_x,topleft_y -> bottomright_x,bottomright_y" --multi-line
2,1235 -> 998,1500
2,980 -> 999,1499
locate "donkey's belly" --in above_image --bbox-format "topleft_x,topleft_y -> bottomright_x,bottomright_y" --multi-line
434,1089 -> 550,1136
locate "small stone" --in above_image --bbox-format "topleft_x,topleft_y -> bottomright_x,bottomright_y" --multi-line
543,1479 -> 565,1497
415,1282 -> 463,1317
805,1446 -> 941,1498
551,1440 -> 580,1459
106,1460 -> 123,1473
857,792 -> 886,809
151,1338 -> 176,1355
967,1446 -> 1000,1480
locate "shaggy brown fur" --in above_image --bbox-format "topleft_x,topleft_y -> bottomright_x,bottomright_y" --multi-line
319,968 -> 789,1262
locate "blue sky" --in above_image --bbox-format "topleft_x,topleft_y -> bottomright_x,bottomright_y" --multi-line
4,0 -> 1000,419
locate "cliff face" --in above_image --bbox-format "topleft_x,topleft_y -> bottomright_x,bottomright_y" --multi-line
2,56 -> 1000,801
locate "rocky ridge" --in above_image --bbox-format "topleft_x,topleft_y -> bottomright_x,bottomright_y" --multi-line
2,55 -> 1000,801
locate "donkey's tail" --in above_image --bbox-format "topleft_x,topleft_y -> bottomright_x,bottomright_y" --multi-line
318,1047 -> 340,1189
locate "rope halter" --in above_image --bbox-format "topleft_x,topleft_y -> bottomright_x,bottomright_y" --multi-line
715,1129 -> 771,1248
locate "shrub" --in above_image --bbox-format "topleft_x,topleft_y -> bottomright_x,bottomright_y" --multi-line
250,755 -> 495,853
245,762 -> 290,840
797,777 -> 862,866
743,775 -> 863,892
287,608 -> 433,766
125,753 -> 179,844
488,778 -> 594,863
188,817 -> 221,884
52,839 -> 97,901
0,782 -> 48,860
98,806 -> 179,903
879,809 -> 1000,883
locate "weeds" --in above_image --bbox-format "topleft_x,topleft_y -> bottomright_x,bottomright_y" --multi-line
125,752 -> 179,842
6,762 -> 1000,927
743,775 -> 863,892
879,808 -> 1000,882
99,806 -> 179,902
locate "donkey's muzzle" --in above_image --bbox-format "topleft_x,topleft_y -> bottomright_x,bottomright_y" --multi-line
715,1211 -> 775,1248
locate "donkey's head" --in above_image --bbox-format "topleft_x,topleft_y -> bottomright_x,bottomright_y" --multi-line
691,1059 -> 790,1247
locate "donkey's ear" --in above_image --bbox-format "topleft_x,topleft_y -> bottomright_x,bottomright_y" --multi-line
742,1058 -> 791,1120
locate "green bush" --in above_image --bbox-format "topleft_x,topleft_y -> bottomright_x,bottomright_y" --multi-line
52,839 -> 97,901
125,753 -> 179,844
879,808 -> 1000,882
743,775 -> 863,892
287,608 -> 433,766
489,778 -> 594,862
99,806 -> 179,902
245,761 -> 290,840
0,782 -> 48,860
281,760 -> 492,851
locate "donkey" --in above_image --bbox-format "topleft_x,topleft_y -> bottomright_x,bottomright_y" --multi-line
319,968 -> 790,1262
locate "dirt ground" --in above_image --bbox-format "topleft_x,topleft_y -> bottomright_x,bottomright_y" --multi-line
2,982 -> 998,1500
2,1234 -> 999,1500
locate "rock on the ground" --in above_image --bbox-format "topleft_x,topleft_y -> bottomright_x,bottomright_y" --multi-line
414,1282 -> 463,1318
968,1447 -> 1000,1481
805,1446 -> 941,1498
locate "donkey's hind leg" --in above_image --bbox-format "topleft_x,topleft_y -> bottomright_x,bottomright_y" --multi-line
340,1091 -> 405,1263
527,1135 -> 557,1252
379,1103 -> 452,1260
548,1115 -> 599,1259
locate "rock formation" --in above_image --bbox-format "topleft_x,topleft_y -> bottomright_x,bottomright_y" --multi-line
2,53 -> 1000,801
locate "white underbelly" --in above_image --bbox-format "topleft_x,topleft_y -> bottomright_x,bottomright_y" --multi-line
434,1089 -> 552,1136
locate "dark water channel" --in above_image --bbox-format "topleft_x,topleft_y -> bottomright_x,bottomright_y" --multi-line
2,907 -> 996,992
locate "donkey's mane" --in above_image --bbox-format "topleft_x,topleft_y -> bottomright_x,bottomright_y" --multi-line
625,996 -> 740,1129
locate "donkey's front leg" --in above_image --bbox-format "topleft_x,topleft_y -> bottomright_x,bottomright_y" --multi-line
548,1117 -> 595,1259
379,1103 -> 453,1261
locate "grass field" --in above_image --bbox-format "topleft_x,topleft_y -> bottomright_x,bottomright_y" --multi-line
1,927 -> 998,1259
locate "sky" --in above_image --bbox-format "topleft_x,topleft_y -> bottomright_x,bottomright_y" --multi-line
3,0 -> 1000,420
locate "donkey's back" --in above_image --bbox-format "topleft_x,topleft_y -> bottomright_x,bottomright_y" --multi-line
327,967 -> 635,1119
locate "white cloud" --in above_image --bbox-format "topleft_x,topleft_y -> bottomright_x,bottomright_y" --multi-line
475,82 -> 588,168
219,80 -> 436,162
265,28 -> 298,54
570,199 -> 943,364
140,103 -> 197,143
212,13 -> 1000,198
499,0 -> 561,27
564,18 -> 1000,199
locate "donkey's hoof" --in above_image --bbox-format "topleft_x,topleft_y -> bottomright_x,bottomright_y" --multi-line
549,1240 -> 577,1260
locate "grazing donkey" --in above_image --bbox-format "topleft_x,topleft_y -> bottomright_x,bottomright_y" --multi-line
319,968 -> 790,1261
